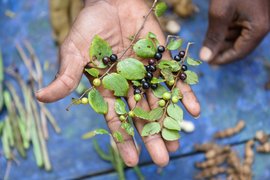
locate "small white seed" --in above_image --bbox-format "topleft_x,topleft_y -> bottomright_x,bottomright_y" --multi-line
180,120 -> 195,133
166,20 -> 181,34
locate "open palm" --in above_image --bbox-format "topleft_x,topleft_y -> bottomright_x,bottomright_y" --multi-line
37,0 -> 200,167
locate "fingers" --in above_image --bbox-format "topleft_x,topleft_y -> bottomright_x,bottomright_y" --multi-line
176,80 -> 200,118
199,0 -> 234,62
146,90 -> 180,153
36,42 -> 87,103
102,90 -> 139,167
127,88 -> 169,167
210,22 -> 269,65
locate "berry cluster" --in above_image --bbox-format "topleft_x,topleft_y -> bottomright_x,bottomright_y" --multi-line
158,91 -> 181,107
133,45 -> 166,102
173,50 -> 188,81
102,54 -> 118,65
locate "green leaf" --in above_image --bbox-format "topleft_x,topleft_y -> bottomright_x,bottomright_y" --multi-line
82,128 -> 109,139
85,68 -> 100,77
114,98 -> 127,115
161,68 -> 174,81
133,39 -> 156,58
141,122 -> 161,136
88,88 -> 108,114
155,2 -> 167,17
89,35 -> 112,68
186,57 -> 202,66
172,88 -> 182,100
102,73 -> 129,97
113,131 -> 123,143
133,107 -> 163,121
158,60 -> 180,72
132,80 -> 141,87
121,122 -> 134,136
117,58 -> 146,80
152,85 -> 167,98
167,39 -> 183,50
161,128 -> 180,141
147,32 -> 157,39
163,117 -> 181,131
185,70 -> 199,85
167,103 -> 183,122
151,77 -> 165,84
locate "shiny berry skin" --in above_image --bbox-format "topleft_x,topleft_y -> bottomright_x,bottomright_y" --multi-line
81,97 -> 88,104
145,72 -> 153,80
110,54 -> 118,62
180,72 -> 187,80
145,65 -> 151,71
179,51 -> 185,58
154,52 -> 162,60
149,65 -> 156,72
102,56 -> 110,65
151,84 -> 158,90
141,78 -> 147,84
128,111 -> 135,118
134,88 -> 141,95
172,96 -> 179,103
158,99 -> 166,107
134,94 -> 142,102
162,92 -> 171,100
181,64 -> 188,71
148,59 -> 155,65
174,55 -> 181,61
142,82 -> 150,89
157,45 -> 165,53
93,78 -> 101,87
120,115 -> 126,121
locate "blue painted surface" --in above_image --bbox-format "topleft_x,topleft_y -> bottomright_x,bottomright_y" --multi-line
0,0 -> 270,179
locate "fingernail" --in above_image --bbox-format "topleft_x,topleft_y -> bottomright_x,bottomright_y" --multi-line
199,46 -> 212,62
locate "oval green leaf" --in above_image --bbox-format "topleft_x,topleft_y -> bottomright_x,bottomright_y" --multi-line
88,88 -> 108,114
158,60 -> 180,72
102,73 -> 129,97
133,107 -> 163,121
82,128 -> 109,139
117,58 -> 146,80
187,57 -> 202,66
133,39 -> 156,58
113,131 -> 123,143
155,2 -> 167,17
89,35 -> 112,68
167,103 -> 183,122
114,98 -> 127,115
141,122 -> 161,136
167,39 -> 183,50
152,84 -> 167,98
163,117 -> 181,131
162,128 -> 180,141
185,70 -> 199,85
85,68 -> 100,77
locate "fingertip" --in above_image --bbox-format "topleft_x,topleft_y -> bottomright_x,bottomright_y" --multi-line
199,46 -> 212,62
165,140 -> 179,153
154,152 -> 169,167
117,140 -> 139,167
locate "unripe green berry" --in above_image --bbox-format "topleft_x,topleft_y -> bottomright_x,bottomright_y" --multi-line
167,79 -> 175,86
134,94 -> 141,102
93,78 -> 101,87
162,92 -> 171,100
128,111 -> 135,118
158,99 -> 166,107
120,115 -> 126,121
172,96 -> 179,103
81,97 -> 88,104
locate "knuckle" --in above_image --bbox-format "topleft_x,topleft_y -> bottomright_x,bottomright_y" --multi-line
58,73 -> 77,92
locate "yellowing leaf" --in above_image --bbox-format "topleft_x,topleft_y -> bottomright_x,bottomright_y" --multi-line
114,98 -> 127,115
82,128 -> 109,139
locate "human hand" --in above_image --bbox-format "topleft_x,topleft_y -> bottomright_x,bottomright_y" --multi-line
200,0 -> 270,65
36,0 -> 200,167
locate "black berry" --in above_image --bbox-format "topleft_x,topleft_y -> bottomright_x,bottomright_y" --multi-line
145,65 -> 151,72
141,78 -> 147,84
134,88 -> 141,94
179,51 -> 185,58
154,52 -> 162,61
102,56 -> 110,65
110,54 -> 118,62
180,72 -> 187,80
157,45 -> 165,53
145,72 -> 153,80
151,84 -> 158,90
149,65 -> 156,72
148,59 -> 155,65
142,82 -> 150,89
181,64 -> 188,71
174,55 -> 181,62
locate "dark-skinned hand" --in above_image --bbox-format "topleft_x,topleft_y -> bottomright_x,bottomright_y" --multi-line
200,0 -> 270,65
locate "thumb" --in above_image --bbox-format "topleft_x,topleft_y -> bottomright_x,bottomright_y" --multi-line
36,43 -> 85,103
200,1 -> 234,62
